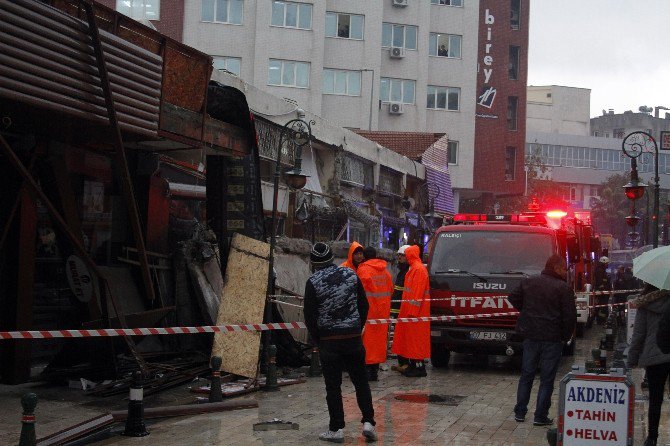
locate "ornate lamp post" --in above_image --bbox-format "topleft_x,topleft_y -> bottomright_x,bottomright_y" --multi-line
263,110 -> 313,383
622,131 -> 659,248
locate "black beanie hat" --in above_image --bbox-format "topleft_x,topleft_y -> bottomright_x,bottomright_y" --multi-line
311,242 -> 334,265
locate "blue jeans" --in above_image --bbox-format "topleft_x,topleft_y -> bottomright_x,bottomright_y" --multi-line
514,339 -> 563,420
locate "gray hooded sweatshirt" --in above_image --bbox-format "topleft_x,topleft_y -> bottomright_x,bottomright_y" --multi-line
628,290 -> 670,368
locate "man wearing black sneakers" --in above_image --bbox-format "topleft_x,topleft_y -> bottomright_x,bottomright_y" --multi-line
304,242 -> 377,443
508,254 -> 576,426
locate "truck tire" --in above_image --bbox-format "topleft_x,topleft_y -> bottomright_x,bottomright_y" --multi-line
576,323 -> 585,338
430,344 -> 451,368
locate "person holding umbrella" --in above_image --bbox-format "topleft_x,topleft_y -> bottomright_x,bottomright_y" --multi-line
629,245 -> 670,446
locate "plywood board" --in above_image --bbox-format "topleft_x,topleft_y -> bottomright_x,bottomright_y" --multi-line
212,233 -> 269,378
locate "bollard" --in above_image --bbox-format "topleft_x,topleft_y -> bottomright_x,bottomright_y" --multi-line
19,393 -> 37,446
264,344 -> 280,392
123,371 -> 149,437
308,347 -> 322,377
209,356 -> 223,403
546,427 -> 557,446
600,349 -> 607,370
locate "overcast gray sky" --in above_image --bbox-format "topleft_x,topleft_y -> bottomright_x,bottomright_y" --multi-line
528,0 -> 670,118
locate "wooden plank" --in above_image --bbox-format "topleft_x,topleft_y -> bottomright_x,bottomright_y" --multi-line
110,399 -> 258,421
37,414 -> 115,446
211,233 -> 269,378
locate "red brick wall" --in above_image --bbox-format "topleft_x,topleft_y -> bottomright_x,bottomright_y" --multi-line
96,0 -> 184,42
473,0 -> 529,197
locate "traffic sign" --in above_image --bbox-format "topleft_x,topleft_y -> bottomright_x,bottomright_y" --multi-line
558,368 -> 634,445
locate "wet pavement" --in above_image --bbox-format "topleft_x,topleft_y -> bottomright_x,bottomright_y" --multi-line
0,323 -> 667,445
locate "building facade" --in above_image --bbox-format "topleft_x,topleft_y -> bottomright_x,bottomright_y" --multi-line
108,0 -> 530,209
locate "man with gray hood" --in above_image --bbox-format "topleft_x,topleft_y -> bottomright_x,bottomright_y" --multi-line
628,286 -> 670,446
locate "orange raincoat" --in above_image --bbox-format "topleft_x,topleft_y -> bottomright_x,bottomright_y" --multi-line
357,259 -> 393,364
340,241 -> 363,271
391,245 -> 431,360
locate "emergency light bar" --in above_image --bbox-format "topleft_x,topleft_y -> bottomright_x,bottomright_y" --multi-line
452,213 -> 550,225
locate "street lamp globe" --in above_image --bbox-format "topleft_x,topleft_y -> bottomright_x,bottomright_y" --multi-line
623,180 -> 647,201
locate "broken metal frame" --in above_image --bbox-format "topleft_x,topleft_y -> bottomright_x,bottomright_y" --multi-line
79,0 -> 156,303
0,133 -> 147,374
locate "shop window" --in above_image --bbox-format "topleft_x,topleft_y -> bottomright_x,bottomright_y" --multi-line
430,0 -> 463,6
325,12 -> 364,39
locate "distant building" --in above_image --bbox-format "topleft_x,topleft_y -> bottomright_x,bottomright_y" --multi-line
106,0 -> 531,210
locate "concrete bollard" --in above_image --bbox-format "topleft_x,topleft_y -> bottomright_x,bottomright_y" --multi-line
122,371 -> 149,437
263,344 -> 279,392
308,347 -> 322,377
19,393 -> 37,446
209,356 -> 223,403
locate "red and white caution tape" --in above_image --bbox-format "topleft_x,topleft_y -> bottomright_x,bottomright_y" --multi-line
0,289 -> 640,340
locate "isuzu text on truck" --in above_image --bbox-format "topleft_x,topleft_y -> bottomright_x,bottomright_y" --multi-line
427,209 -> 599,367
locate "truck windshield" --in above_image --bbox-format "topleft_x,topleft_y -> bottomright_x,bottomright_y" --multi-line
430,231 -> 555,276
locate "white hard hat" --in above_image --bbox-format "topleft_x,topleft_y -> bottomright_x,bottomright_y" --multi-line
397,245 -> 411,254
599,256 -> 610,264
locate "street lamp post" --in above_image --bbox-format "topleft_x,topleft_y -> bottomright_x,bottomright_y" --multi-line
622,131 -> 660,248
263,110 -> 312,386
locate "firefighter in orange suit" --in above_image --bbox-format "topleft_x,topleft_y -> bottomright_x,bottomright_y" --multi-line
357,246 -> 393,381
340,241 -> 364,271
391,245 -> 431,377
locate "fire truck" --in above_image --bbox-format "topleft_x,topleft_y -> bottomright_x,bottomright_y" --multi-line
427,207 -> 599,367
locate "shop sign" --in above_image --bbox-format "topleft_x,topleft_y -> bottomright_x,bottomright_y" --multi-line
558,372 -> 634,445
66,255 -> 93,303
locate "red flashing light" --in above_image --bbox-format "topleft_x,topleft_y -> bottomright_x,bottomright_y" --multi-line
453,213 -> 484,222
546,210 -> 568,219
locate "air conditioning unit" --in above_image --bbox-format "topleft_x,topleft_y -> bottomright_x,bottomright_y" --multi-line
390,46 -> 405,58
393,0 -> 408,6
389,102 -> 404,114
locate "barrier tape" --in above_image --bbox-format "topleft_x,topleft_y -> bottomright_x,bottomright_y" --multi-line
0,299 -> 634,340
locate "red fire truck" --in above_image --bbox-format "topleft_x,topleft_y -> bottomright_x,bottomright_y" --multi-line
428,208 -> 599,367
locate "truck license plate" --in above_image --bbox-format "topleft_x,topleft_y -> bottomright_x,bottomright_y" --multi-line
469,331 -> 507,341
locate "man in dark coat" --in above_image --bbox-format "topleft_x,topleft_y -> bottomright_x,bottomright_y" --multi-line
303,242 -> 377,443
508,254 -> 577,426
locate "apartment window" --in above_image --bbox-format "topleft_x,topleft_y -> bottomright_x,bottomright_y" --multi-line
325,12 -> 364,39
426,86 -> 460,111
505,147 -> 516,180
382,23 -> 417,50
428,33 -> 462,58
271,1 -> 312,30
613,128 -> 625,139
447,141 -> 458,165
116,0 -> 159,20
380,78 -> 415,104
507,96 -> 518,131
430,0 -> 463,5
268,59 -> 310,88
323,69 -> 361,96
213,57 -> 241,76
201,0 -> 243,24
509,45 -> 520,80
510,0 -> 520,29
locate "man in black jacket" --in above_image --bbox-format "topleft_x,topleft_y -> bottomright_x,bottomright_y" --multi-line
508,254 -> 576,426
304,242 -> 377,443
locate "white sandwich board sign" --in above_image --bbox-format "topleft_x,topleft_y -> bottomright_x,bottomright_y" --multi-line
558,369 -> 634,445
